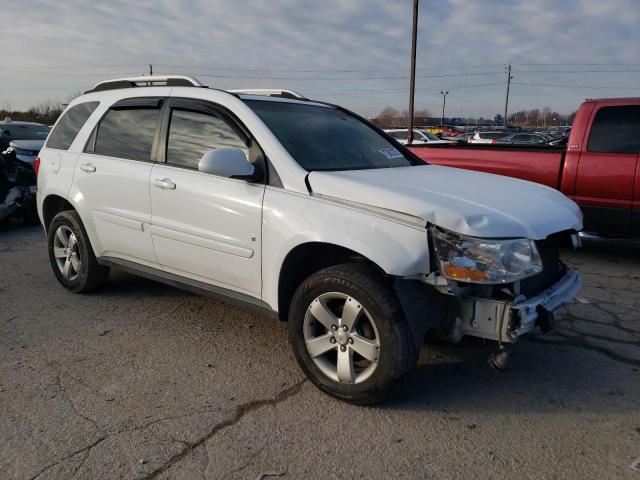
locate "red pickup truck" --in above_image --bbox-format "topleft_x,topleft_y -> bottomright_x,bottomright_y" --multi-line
409,98 -> 640,237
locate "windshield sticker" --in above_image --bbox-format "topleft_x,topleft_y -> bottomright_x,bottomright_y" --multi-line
378,147 -> 403,159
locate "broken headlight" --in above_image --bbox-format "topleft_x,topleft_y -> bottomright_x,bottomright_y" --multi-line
430,227 -> 543,284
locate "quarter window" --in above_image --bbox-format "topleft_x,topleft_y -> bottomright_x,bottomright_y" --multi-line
46,101 -> 99,150
166,109 -> 248,169
587,106 -> 640,153
93,108 -> 160,161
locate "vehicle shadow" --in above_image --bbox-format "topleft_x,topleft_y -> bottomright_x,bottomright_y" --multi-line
103,269 -> 195,297
94,243 -> 639,415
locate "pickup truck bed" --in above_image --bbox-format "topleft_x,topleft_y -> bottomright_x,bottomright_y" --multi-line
410,143 -> 566,189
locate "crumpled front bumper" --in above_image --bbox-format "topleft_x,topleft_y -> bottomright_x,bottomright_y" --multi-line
448,267 -> 582,343
510,267 -> 581,337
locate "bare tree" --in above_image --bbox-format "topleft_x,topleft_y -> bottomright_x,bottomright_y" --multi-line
371,107 -> 432,129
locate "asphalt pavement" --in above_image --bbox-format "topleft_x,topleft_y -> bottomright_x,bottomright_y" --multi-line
1,224 -> 639,479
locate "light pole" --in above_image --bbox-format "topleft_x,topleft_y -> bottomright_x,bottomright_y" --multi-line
407,0 -> 419,144
440,90 -> 449,126
504,63 -> 513,127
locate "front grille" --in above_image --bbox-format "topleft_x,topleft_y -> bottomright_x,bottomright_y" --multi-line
519,233 -> 565,297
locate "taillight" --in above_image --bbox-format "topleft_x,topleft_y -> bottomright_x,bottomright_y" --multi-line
491,139 -> 497,145
33,156 -> 41,176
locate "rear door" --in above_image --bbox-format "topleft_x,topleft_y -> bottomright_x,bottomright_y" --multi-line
75,97 -> 164,266
575,104 -> 640,235
39,101 -> 101,212
149,98 -> 265,297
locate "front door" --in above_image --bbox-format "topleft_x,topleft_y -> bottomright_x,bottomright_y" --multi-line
149,99 -> 265,297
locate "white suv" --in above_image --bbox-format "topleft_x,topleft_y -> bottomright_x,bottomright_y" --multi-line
35,75 -> 583,404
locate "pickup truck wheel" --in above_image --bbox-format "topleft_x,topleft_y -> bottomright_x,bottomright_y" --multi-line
288,263 -> 414,405
47,210 -> 109,293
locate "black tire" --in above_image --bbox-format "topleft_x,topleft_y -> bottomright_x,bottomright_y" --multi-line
288,263 -> 415,405
47,210 -> 110,293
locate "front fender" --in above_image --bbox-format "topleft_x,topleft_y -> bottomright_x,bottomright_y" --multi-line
261,187 -> 429,310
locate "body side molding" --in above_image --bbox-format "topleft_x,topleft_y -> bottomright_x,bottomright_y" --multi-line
98,256 -> 276,317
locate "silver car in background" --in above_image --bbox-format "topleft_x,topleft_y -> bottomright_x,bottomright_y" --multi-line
0,120 -> 50,164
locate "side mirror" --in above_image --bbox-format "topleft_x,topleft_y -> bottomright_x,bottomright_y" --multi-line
198,147 -> 262,181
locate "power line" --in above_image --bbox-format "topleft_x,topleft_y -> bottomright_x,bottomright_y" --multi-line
8,62 -> 640,73
303,83 -> 506,94
4,62 -> 506,72
517,69 -> 640,74
512,82 -> 640,89
513,62 -> 640,66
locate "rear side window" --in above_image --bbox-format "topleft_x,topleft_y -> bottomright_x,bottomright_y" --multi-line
587,106 -> 640,153
166,109 -> 248,169
46,101 -> 99,150
93,108 -> 160,161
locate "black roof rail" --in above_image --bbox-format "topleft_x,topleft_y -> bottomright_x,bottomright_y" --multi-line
227,89 -> 308,100
84,75 -> 205,94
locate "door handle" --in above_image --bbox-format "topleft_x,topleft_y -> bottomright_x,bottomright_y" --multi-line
79,162 -> 96,173
153,178 -> 176,190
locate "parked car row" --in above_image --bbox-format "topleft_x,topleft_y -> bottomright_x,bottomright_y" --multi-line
465,130 -> 566,146
384,128 -> 453,145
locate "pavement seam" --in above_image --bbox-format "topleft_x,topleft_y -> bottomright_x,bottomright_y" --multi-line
141,379 -> 307,480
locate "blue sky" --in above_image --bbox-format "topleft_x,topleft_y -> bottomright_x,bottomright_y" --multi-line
2,0 -> 639,117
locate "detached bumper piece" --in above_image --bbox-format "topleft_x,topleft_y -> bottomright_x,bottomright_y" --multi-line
448,268 -> 582,343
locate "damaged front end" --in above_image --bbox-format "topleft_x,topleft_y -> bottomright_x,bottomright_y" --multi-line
393,228 -> 582,367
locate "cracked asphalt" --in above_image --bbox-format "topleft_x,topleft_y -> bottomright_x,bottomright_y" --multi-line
1,224 -> 639,479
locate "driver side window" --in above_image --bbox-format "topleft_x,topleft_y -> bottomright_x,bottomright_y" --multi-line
166,109 -> 248,170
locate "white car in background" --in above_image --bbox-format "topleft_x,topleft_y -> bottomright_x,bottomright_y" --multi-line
384,129 -> 453,145
468,131 -> 508,144
35,75 -> 583,405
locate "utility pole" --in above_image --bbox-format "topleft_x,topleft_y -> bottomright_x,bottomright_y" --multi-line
407,0 -> 419,145
149,64 -> 153,76
440,90 -> 449,126
503,63 -> 512,128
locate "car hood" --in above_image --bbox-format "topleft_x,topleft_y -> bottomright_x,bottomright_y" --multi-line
308,165 -> 583,239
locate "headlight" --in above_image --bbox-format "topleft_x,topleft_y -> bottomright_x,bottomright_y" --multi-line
431,227 -> 543,284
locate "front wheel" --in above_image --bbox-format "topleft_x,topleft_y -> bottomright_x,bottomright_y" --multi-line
288,263 -> 415,405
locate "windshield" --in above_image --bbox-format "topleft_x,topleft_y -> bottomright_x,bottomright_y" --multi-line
1,123 -> 49,141
246,100 -> 417,171
420,130 -> 440,141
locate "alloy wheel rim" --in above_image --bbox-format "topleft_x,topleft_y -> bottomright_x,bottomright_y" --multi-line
303,292 -> 380,384
53,226 -> 81,281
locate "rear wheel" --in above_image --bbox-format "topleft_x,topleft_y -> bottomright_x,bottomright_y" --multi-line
47,210 -> 109,293
288,263 -> 415,405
